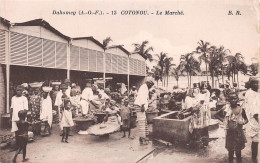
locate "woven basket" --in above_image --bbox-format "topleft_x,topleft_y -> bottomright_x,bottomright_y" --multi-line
87,123 -> 120,136
42,86 -> 52,92
29,82 -> 43,88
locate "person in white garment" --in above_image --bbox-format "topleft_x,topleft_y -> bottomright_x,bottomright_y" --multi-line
64,79 -> 71,98
10,85 -> 29,150
243,77 -> 260,163
40,90 -> 53,135
134,79 -> 154,145
80,80 -> 94,116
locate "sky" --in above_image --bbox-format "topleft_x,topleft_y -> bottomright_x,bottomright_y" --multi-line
0,0 -> 259,69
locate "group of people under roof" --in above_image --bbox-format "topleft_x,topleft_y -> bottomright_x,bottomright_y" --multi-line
8,75 -> 260,163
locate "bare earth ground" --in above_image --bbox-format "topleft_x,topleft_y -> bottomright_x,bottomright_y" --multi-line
0,121 -> 259,163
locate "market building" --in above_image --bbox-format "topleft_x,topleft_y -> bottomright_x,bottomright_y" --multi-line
0,17 -> 146,127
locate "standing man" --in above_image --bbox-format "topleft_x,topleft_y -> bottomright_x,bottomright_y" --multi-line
243,77 -> 260,163
134,79 -> 154,145
80,80 -> 94,116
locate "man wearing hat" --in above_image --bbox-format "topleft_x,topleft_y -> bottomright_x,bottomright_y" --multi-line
10,85 -> 29,150
80,80 -> 94,116
134,79 -> 154,145
243,77 -> 260,162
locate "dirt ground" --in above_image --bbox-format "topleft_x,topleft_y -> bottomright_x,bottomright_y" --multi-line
0,121 -> 259,163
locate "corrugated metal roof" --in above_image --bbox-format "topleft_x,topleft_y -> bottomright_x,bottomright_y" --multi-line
108,45 -> 130,56
13,19 -> 70,41
0,17 -> 11,27
72,37 -> 104,50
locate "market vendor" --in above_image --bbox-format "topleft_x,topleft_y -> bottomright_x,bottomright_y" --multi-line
188,88 -> 211,147
134,79 -> 154,145
29,87 -> 42,122
104,99 -> 121,125
80,80 -> 94,116
40,89 -> 53,135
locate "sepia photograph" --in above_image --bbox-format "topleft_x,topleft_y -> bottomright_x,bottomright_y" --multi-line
0,0 -> 259,162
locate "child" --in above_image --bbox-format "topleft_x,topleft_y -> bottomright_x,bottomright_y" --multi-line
12,110 -> 29,163
120,99 -> 134,139
60,100 -> 74,143
224,92 -> 248,163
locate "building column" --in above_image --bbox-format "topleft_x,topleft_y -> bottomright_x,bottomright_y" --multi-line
103,51 -> 106,88
127,54 -> 130,95
6,30 -> 10,113
67,41 -> 70,79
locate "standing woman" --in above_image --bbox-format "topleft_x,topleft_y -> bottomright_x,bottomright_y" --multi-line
224,91 -> 248,163
190,88 -> 211,147
29,87 -> 42,122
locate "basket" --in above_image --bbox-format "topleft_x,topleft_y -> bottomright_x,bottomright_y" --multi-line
87,123 -> 120,136
42,86 -> 52,92
29,82 -> 43,88
52,82 -> 61,86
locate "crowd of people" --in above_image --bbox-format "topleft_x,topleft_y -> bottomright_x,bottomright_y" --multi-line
8,76 -> 259,163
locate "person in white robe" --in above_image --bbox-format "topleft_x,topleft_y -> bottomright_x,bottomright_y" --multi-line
40,92 -> 53,128
243,77 -> 260,162
80,81 -> 94,116
134,79 -> 154,145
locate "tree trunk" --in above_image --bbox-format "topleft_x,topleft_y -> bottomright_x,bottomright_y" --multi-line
206,63 -> 208,82
221,65 -> 224,84
187,73 -> 189,87
167,74 -> 169,88
237,72 -> 239,89
211,70 -> 214,89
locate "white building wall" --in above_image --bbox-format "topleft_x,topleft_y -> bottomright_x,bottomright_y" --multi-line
10,26 -> 67,43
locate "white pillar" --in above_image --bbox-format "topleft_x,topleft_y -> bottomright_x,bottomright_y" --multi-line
127,54 -> 130,95
6,30 -> 10,113
67,41 -> 70,79
103,50 -> 106,88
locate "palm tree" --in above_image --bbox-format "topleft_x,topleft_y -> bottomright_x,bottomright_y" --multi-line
155,52 -> 167,86
103,37 -> 113,49
234,53 -> 247,87
196,40 -> 211,82
164,57 -> 175,88
102,37 -> 113,88
171,67 -> 180,88
178,53 -> 201,87
226,53 -> 246,87
216,46 -> 230,84
132,41 -> 153,62
152,66 -> 162,87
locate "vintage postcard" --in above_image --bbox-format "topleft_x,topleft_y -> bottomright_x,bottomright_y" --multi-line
0,0 -> 259,162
